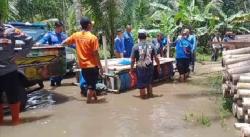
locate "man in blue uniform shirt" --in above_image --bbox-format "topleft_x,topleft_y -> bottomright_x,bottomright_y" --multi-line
175,30 -> 192,82
114,29 -> 125,58
37,21 -> 67,45
186,29 -> 197,72
37,21 -> 67,86
123,25 -> 134,58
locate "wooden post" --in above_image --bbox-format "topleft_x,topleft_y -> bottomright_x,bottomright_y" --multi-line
166,45 -> 170,58
102,34 -> 108,73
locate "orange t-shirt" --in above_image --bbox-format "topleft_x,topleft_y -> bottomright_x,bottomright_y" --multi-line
65,31 -> 99,68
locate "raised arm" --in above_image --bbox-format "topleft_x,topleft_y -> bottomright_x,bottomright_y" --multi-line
12,29 -> 33,57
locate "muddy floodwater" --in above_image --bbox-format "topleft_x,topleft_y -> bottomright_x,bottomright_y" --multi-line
0,63 -> 239,137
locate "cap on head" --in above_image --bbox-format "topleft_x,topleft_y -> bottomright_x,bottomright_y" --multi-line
80,16 -> 92,29
138,29 -> 147,34
55,21 -> 64,27
138,29 -> 147,40
116,28 -> 123,33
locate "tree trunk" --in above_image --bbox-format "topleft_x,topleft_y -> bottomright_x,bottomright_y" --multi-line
73,0 -> 83,29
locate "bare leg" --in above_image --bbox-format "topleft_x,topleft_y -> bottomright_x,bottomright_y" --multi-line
179,74 -> 185,82
147,84 -> 153,98
93,91 -> 98,101
140,89 -> 146,99
184,73 -> 189,81
86,89 -> 94,103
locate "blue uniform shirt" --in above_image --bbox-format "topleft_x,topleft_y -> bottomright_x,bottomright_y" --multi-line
187,35 -> 197,52
123,31 -> 134,57
114,36 -> 125,53
38,31 -> 67,45
175,38 -> 192,59
162,37 -> 168,46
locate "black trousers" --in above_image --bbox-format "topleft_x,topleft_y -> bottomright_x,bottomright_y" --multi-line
0,71 -> 24,104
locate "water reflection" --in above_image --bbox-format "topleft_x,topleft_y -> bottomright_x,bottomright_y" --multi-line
26,90 -> 55,110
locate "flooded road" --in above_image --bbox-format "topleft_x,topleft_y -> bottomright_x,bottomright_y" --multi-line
0,62 -> 238,137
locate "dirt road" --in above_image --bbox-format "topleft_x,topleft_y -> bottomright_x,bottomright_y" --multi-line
0,62 -> 239,137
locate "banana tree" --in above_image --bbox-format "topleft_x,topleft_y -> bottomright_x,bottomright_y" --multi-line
0,0 -> 8,24
0,0 -> 19,24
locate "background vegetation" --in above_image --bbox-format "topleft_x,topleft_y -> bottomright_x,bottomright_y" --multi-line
1,0 -> 250,56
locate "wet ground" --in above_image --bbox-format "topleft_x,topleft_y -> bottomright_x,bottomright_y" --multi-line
0,62 -> 239,137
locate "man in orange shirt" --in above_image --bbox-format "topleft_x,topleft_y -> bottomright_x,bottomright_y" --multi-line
62,17 -> 103,103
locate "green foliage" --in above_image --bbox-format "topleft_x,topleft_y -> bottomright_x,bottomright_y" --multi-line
66,5 -> 77,35
15,0 -> 72,22
196,52 -> 211,62
99,46 -> 111,60
207,72 -> 222,91
184,112 -> 211,127
0,0 -> 9,23
218,97 -> 233,127
4,0 -> 250,54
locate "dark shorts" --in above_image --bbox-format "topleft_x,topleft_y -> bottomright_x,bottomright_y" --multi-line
136,65 -> 154,89
50,76 -> 63,83
81,67 -> 99,90
176,58 -> 190,75
0,71 -> 24,104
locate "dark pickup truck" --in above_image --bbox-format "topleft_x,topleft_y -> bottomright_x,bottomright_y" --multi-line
3,23 -> 68,110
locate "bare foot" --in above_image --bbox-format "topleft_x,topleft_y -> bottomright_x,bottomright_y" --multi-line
147,93 -> 153,98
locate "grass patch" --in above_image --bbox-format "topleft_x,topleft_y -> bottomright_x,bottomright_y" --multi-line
189,72 -> 222,92
184,112 -> 211,127
207,72 -> 223,92
218,97 -> 233,127
207,72 -> 233,127
196,52 -> 211,62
